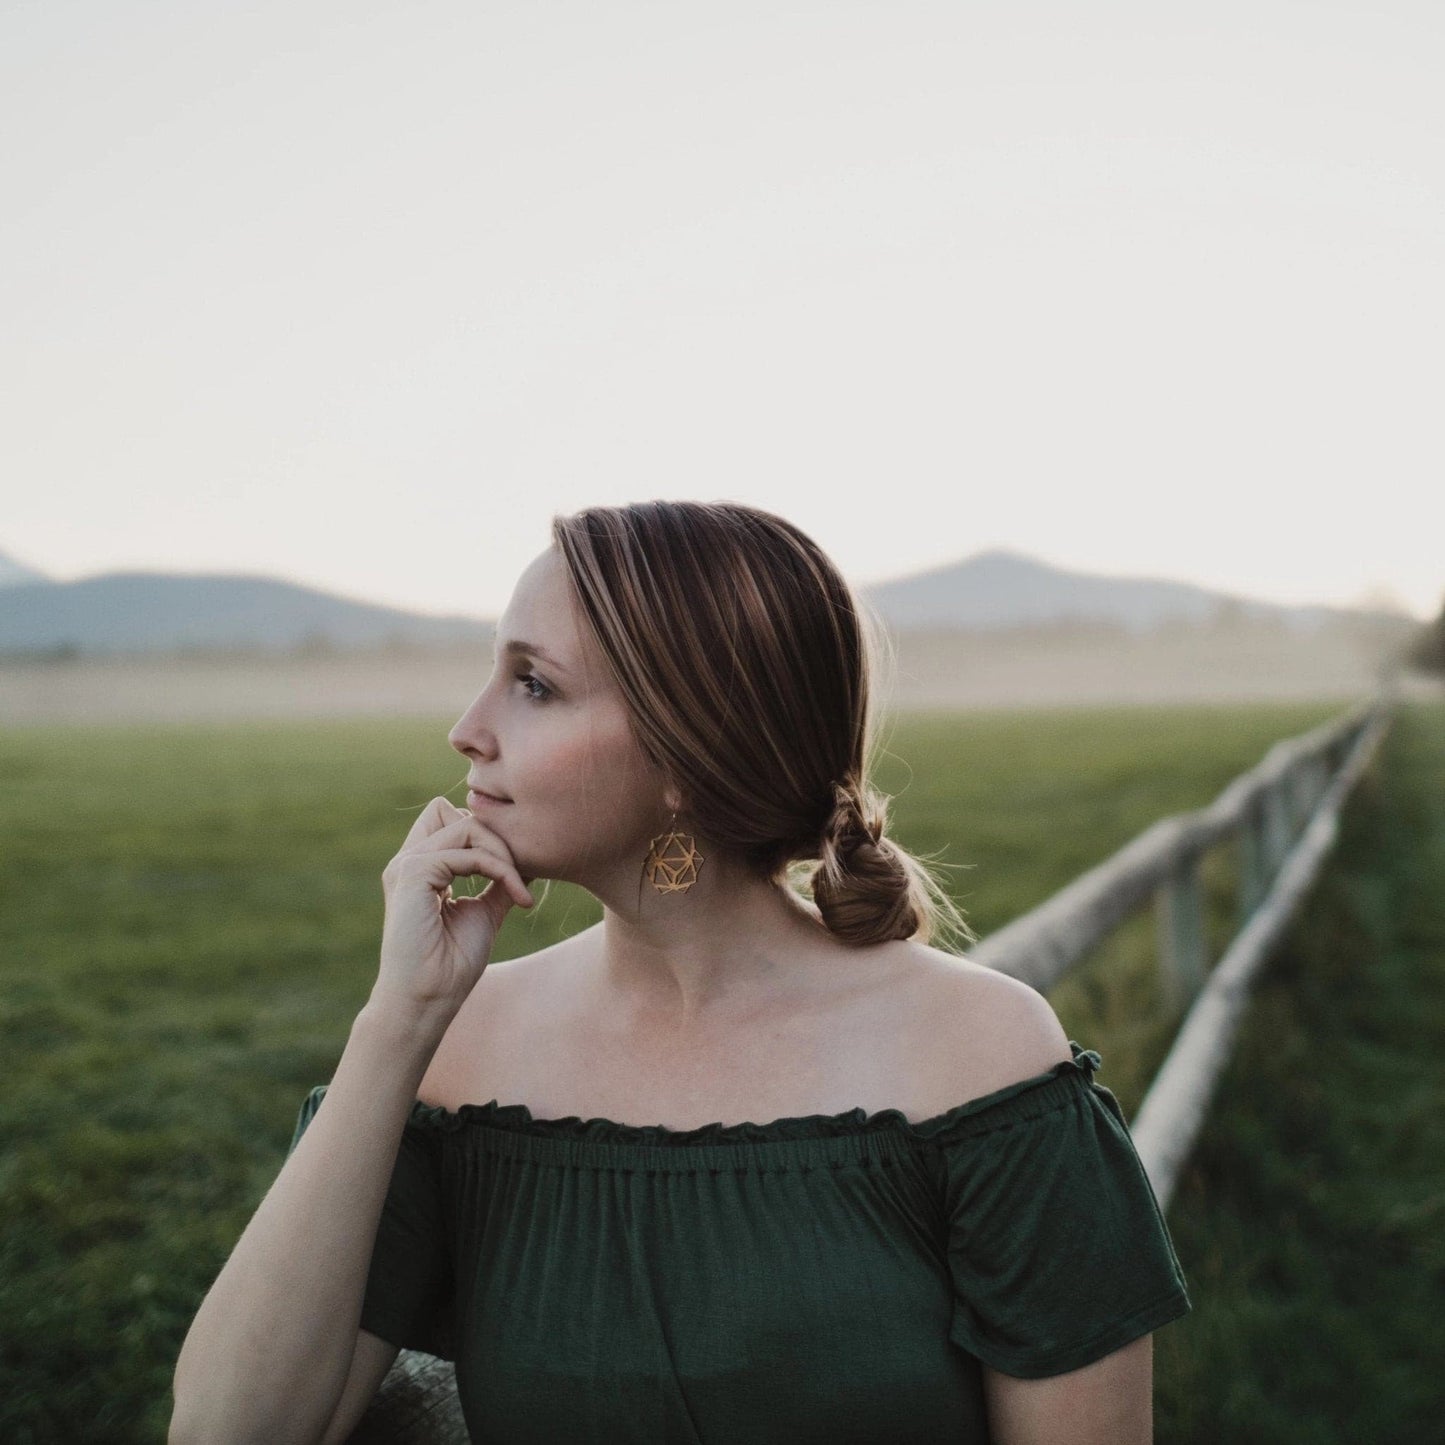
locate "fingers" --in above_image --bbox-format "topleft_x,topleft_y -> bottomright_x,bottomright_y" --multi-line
399,794 -> 461,850
391,799 -> 534,907
404,810 -> 511,860
399,799 -> 512,863
389,846 -> 534,908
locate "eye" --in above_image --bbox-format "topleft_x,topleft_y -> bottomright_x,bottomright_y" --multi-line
516,672 -> 552,702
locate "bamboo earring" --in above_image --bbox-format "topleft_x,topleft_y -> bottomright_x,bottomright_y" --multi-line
644,812 -> 705,894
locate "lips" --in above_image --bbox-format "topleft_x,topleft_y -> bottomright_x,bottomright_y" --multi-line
467,786 -> 513,805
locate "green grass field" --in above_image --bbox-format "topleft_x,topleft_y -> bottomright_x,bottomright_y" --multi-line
2,697 -> 1438,1442
1155,699 -> 1445,1442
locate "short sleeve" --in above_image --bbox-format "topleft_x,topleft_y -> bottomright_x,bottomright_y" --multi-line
930,1050 -> 1191,1378
287,1085 -> 456,1361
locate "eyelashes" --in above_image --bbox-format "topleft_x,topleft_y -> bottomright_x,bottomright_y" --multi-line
516,672 -> 553,702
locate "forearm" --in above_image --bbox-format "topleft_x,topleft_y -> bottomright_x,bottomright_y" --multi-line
170,1002 -> 450,1445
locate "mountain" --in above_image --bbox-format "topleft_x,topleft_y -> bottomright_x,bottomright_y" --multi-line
857,548 -> 1386,635
0,548 -> 53,589
0,570 -> 491,659
0,545 -> 1417,661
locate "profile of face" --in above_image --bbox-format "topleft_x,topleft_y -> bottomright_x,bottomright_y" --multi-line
447,546 -> 675,890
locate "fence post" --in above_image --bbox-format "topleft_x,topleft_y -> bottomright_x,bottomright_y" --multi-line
1237,796 -> 1267,929
1260,778 -> 1292,879
1294,757 -> 1317,838
1156,855 -> 1208,1013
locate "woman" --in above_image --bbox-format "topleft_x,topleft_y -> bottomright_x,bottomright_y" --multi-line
171,501 -> 1190,1444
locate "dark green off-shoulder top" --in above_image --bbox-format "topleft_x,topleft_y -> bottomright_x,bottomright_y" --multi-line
286,1040 -> 1190,1443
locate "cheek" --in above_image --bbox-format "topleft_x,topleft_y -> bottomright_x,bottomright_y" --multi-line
519,717 -> 657,831
525,730 -> 595,786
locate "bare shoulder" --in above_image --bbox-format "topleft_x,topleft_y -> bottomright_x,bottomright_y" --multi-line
416,931 -> 588,1108
901,942 -> 1075,1105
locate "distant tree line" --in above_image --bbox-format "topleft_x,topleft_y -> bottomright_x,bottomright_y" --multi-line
1405,592 -> 1445,676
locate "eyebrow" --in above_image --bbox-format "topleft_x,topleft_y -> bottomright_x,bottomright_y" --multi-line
499,638 -> 569,672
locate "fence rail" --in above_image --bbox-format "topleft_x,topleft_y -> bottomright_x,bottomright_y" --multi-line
1127,697 -> 1394,1207
343,689 -> 1398,1441
969,689 -> 1394,1208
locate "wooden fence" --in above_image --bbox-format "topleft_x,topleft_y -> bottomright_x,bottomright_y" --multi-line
343,688 -> 1398,1441
1127,694 -> 1394,1207
966,688 -> 1395,1207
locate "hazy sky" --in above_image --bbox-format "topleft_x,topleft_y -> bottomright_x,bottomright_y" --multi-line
2,1 -> 1441,620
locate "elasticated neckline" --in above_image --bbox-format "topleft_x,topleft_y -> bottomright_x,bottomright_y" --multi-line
403,1039 -> 1103,1151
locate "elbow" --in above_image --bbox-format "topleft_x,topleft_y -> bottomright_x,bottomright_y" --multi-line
168,1376 -> 219,1445
167,1408 -> 203,1445
168,1401 -> 229,1445
170,1353 -> 338,1445
169,1400 -> 328,1445
167,1385 -> 195,1444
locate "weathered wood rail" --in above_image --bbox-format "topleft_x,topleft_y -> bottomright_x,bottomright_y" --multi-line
343,688 -> 1397,1440
965,688 -> 1395,1208
1126,694 -> 1395,1207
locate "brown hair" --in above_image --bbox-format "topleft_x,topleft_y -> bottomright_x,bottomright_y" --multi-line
551,500 -> 976,950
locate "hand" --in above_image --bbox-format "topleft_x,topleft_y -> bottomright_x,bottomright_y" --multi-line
371,796 -> 535,1021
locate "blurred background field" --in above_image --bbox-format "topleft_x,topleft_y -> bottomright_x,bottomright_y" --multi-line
2,696 -> 1441,1442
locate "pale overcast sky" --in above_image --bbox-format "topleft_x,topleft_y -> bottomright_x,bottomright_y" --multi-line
2,1 -> 1441,620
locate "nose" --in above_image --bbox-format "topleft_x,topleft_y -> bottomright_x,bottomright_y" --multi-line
448,688 -> 500,758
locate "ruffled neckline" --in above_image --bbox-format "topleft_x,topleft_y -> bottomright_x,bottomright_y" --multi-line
403,1040 -> 1103,1147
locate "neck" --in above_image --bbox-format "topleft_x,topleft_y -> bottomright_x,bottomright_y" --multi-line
585,848 -> 837,1032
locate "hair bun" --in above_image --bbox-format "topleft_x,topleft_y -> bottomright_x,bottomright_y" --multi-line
824,779 -> 883,854
811,780 -> 920,944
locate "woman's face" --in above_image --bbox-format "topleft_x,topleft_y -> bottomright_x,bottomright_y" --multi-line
447,546 -> 672,888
